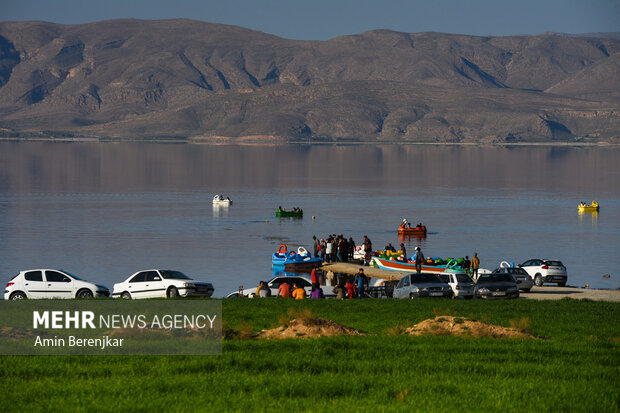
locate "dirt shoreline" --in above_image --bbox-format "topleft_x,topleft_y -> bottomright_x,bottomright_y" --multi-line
1,136 -> 618,147
321,263 -> 620,302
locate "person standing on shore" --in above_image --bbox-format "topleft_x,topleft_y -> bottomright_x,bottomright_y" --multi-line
471,253 -> 480,280
348,237 -> 355,261
414,247 -> 425,275
325,237 -> 333,263
463,256 -> 471,276
313,235 -> 319,258
354,268 -> 368,299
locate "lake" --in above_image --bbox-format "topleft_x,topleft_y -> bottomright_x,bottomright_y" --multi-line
0,142 -> 618,295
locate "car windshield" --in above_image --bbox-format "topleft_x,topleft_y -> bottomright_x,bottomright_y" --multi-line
544,260 -> 563,267
411,273 -> 441,283
479,273 -> 513,282
507,268 -> 527,275
60,270 -> 83,280
160,270 -> 191,280
455,273 -> 473,283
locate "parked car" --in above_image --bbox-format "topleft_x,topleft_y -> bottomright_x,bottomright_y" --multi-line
438,272 -> 475,299
392,273 -> 453,299
519,259 -> 567,287
4,269 -> 110,300
226,275 -> 334,298
474,273 -> 520,299
491,267 -> 533,292
112,269 -> 214,299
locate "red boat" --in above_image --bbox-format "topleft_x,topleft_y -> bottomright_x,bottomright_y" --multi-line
398,221 -> 427,235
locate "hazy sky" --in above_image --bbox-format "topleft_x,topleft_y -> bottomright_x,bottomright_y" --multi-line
1,0 -> 618,40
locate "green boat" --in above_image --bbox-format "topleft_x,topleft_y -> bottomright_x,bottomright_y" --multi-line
276,208 -> 303,218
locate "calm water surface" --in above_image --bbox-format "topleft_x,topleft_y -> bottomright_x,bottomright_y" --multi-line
1,142 -> 618,295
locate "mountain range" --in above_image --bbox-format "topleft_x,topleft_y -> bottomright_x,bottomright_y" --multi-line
0,19 -> 619,143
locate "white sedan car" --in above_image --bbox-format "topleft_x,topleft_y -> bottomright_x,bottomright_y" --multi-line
112,269 -> 214,299
4,269 -> 110,300
226,275 -> 333,298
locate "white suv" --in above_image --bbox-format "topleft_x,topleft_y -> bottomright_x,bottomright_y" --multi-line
4,269 -> 110,299
519,259 -> 567,287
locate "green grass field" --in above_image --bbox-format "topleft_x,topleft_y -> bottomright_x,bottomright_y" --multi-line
1,298 -> 619,412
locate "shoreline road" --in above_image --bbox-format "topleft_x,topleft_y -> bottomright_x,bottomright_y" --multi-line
520,286 -> 620,302
321,263 -> 620,302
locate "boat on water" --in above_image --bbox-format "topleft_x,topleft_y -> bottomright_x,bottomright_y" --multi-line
213,195 -> 232,205
577,201 -> 599,212
398,219 -> 427,235
272,245 -> 321,272
276,207 -> 303,218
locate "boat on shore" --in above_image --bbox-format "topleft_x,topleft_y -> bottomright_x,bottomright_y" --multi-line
272,245 -> 321,272
373,257 -> 464,274
577,201 -> 599,212
213,195 -> 232,205
276,207 -> 303,218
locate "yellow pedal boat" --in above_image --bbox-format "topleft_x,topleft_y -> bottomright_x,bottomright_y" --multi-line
578,201 -> 599,212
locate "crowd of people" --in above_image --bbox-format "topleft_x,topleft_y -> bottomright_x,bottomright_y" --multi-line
254,266 -> 371,299
312,234 -> 375,264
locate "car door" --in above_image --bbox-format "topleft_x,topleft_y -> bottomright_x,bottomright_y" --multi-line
126,272 -> 149,299
144,271 -> 165,298
22,270 -> 47,298
45,270 -> 74,298
520,260 -> 535,276
394,275 -> 410,298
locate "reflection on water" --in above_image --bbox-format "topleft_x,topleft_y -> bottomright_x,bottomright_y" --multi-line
577,210 -> 599,229
1,142 -> 619,195
0,142 -> 619,294
212,204 -> 231,218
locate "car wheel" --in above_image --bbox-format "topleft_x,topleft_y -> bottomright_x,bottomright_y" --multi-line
167,286 -> 179,298
121,292 -> 132,299
558,282 -> 566,287
534,274 -> 544,287
10,291 -> 27,300
76,289 -> 93,299
409,293 -> 416,300
465,295 -> 474,300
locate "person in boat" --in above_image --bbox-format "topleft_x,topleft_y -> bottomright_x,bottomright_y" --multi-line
416,222 -> 423,229
293,207 -> 300,212
384,243 -> 396,253
414,247 -> 425,275
226,196 -> 231,201
277,205 -> 284,212
400,243 -> 407,262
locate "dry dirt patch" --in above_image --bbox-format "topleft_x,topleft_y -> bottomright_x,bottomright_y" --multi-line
257,318 -> 364,339
406,316 -> 534,339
